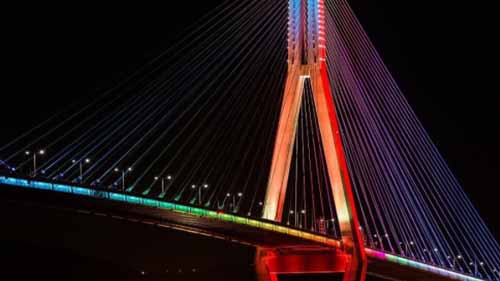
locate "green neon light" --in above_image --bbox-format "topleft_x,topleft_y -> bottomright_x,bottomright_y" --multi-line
0,175 -> 339,248
0,175 -> 485,281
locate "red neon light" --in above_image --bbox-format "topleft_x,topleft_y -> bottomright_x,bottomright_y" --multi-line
320,61 -> 367,279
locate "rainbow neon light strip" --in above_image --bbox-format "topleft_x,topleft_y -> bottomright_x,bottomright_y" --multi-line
0,175 -> 339,248
0,175 -> 486,281
365,249 -> 484,281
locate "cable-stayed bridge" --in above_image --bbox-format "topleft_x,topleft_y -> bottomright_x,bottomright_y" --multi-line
0,0 -> 498,280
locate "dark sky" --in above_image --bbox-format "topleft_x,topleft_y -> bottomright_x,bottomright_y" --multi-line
1,0 -> 498,239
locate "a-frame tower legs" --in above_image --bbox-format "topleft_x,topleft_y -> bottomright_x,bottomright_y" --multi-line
261,65 -> 367,281
262,67 -> 306,222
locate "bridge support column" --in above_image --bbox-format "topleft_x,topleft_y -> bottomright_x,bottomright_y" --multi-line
255,247 -> 350,281
262,0 -> 367,279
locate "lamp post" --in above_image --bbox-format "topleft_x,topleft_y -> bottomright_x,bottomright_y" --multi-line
72,158 -> 91,183
399,242 -> 411,257
155,175 -> 172,194
456,255 -> 462,269
200,184 -> 208,204
449,255 -> 463,269
223,193 -> 231,209
190,184 -> 209,204
287,210 -> 294,225
327,218 -> 336,236
300,209 -> 306,228
423,248 -> 433,263
114,167 -> 132,191
25,149 -> 45,177
232,192 -> 243,212
478,261 -> 484,276
257,201 -> 263,215
468,261 -> 477,276
469,260 -> 484,276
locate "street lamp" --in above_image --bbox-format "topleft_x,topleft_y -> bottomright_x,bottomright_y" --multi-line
467,261 -> 478,275
201,184 -> 209,204
449,255 -> 463,268
232,192 -> 243,211
399,242 -> 408,256
222,192 -> 241,211
191,184 -> 209,205
155,175 -> 172,194
223,193 -> 231,209
423,248 -> 436,263
287,210 -> 294,225
72,158 -> 91,183
300,209 -> 306,229
326,218 -> 336,236
25,149 -> 45,177
114,167 -> 132,191
469,260 -> 484,276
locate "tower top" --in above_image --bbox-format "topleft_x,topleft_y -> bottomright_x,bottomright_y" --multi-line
288,0 -> 326,66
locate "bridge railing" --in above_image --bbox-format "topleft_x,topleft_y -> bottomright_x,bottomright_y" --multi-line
0,174 -> 489,281
0,174 -> 340,248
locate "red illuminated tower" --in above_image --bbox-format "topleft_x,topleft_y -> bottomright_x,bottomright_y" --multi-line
260,0 -> 367,280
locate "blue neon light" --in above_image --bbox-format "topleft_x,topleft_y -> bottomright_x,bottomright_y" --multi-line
0,175 -> 487,281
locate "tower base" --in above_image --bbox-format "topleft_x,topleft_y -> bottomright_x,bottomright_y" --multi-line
255,246 -> 353,281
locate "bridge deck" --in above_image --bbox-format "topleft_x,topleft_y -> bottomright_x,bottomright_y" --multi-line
0,175 -> 485,281
0,178 -> 336,249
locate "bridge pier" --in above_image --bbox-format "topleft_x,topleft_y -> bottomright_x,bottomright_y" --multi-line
255,246 -> 350,281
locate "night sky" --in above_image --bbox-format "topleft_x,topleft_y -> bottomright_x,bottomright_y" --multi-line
1,0 -> 498,273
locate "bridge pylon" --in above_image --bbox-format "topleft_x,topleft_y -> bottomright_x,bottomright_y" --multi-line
260,0 -> 367,280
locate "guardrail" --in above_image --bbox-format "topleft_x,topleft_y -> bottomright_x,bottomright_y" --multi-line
0,175 -> 486,281
365,249 -> 484,281
0,175 -> 340,248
